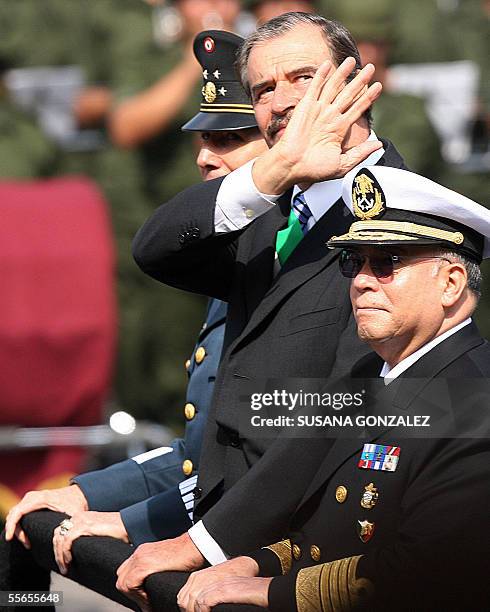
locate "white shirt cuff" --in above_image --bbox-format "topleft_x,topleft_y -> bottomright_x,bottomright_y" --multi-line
214,159 -> 283,233
188,520 -> 229,565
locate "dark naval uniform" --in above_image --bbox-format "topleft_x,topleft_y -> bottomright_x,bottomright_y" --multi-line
249,324 -> 490,611
73,298 -> 227,544
243,166 -> 490,612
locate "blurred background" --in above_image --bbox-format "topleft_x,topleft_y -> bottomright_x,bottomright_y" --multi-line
0,0 -> 488,520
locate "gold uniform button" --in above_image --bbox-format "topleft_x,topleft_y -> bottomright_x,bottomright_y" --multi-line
310,545 -> 321,562
184,403 -> 196,421
335,485 -> 348,503
292,544 -> 302,560
245,209 -> 255,219
185,359 -> 191,370
195,347 -> 206,364
182,460 -> 193,476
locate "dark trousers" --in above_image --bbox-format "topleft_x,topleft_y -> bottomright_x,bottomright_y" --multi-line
0,510 -> 265,612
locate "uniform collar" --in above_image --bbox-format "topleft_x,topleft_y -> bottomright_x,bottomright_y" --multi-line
381,318 -> 473,384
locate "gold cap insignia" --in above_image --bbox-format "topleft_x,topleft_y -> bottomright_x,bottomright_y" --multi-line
360,483 -> 379,509
352,169 -> 386,220
202,81 -> 217,103
358,519 -> 375,543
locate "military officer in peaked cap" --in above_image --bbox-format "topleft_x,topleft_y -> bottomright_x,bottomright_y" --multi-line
177,168 -> 490,612
1,29 -> 267,610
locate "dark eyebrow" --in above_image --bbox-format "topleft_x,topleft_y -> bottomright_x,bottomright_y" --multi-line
251,65 -> 320,99
251,79 -> 273,99
288,65 -> 320,78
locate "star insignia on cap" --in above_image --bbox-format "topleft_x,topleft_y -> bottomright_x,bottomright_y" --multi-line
218,87 -> 227,96
202,69 -> 208,79
213,70 -> 221,79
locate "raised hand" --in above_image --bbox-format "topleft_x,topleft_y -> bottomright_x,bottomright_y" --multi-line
253,57 -> 383,194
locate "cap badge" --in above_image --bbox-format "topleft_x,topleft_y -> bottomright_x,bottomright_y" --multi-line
352,170 -> 386,220
358,520 -> 375,543
203,37 -> 215,53
202,81 -> 217,103
360,483 -> 379,509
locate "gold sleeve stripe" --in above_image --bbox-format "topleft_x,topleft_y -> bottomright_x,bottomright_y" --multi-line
200,103 -> 254,109
264,539 -> 293,575
296,556 -> 374,612
200,108 -> 256,114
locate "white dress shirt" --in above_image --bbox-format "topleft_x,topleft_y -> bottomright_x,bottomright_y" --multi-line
380,318 -> 472,384
214,131 -> 384,234
189,133 -> 385,565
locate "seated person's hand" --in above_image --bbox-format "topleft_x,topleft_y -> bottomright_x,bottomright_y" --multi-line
180,576 -> 272,612
177,555 -> 259,611
52,510 -> 129,575
116,532 -> 205,609
4,485 -> 88,549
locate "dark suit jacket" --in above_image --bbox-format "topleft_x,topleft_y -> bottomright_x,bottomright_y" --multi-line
250,323 -> 490,611
133,140 -> 407,554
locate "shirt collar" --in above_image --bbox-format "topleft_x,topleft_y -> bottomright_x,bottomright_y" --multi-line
292,130 -> 384,223
380,318 -> 473,384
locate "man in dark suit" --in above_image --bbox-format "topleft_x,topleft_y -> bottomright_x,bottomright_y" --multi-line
114,11 -> 407,608
176,166 -> 490,611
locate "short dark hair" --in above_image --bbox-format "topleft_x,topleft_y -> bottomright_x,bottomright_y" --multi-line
237,12 -> 371,124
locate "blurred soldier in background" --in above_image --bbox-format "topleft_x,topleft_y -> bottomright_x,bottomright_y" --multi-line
329,0 -> 444,180
0,53 -> 57,179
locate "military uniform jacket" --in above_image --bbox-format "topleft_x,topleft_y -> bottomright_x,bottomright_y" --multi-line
73,298 -> 227,545
249,323 -> 490,612
132,140 -> 407,555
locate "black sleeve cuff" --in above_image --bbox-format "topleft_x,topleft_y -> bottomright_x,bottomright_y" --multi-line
268,574 -> 298,612
246,548 -> 284,577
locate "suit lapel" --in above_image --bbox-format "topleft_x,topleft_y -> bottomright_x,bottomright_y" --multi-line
297,386 -> 400,510
233,199 -> 351,354
296,324 -> 484,510
243,193 -> 290,321
390,322 -> 484,411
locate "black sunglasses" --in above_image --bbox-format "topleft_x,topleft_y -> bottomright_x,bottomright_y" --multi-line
339,249 -> 451,280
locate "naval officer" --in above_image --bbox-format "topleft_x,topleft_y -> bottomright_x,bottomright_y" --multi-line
177,166 -> 490,612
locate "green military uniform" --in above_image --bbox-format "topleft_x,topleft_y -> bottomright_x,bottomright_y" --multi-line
372,93 -> 443,180
0,92 -> 57,180
98,1 -> 204,420
0,0 -> 205,422
327,0 -> 445,182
